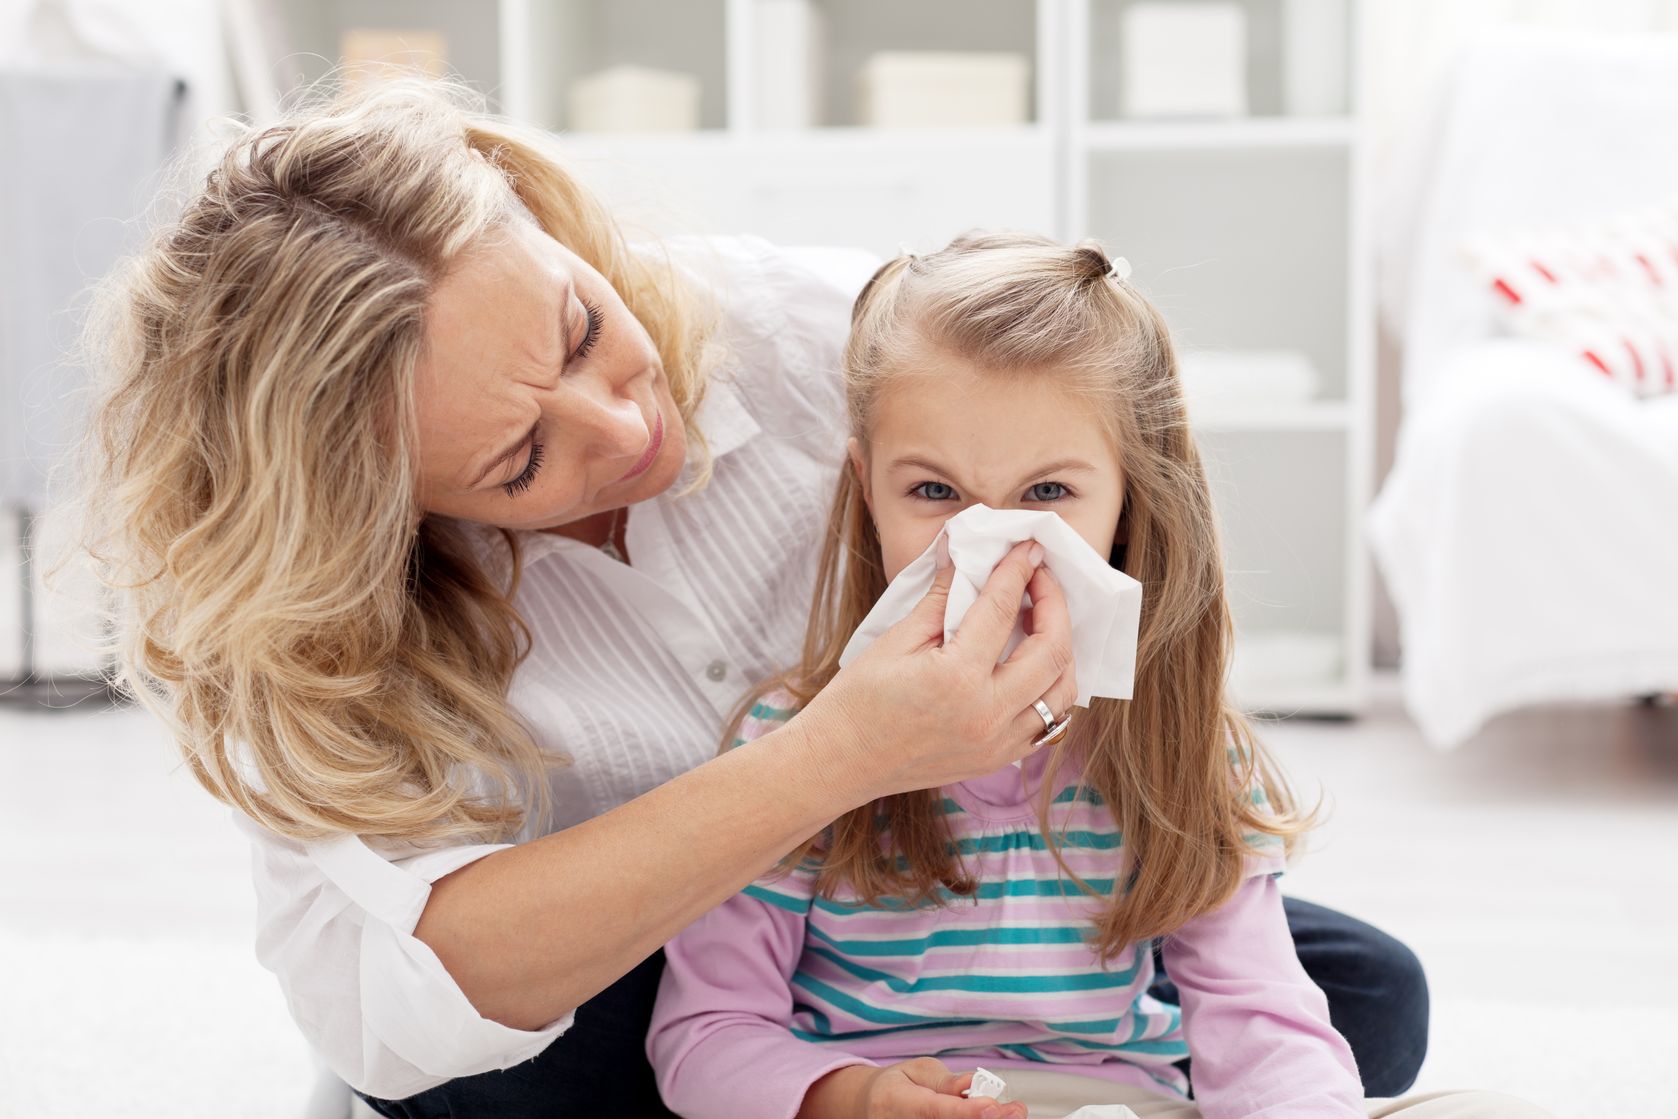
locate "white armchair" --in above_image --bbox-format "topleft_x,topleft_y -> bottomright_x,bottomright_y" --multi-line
1368,30 -> 1678,748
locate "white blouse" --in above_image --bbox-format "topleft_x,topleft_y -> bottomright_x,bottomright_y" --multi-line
236,236 -> 865,1099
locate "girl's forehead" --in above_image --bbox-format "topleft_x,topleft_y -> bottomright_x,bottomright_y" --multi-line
868,361 -> 1121,481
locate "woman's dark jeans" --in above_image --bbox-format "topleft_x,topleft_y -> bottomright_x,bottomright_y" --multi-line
360,898 -> 1428,1118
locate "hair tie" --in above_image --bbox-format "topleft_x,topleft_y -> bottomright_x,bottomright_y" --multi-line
1106,256 -> 1132,282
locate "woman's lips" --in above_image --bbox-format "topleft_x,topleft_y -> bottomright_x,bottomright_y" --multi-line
617,408 -> 664,483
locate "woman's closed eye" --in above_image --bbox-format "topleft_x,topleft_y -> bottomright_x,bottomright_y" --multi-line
573,300 -> 603,361
502,436 -> 545,498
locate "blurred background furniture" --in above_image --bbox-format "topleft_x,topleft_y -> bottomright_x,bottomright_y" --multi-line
1367,30 -> 1678,748
222,0 -> 1373,718
0,56 -> 187,692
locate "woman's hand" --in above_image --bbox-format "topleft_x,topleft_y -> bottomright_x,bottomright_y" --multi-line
801,1060 -> 1028,1119
796,539 -> 1078,804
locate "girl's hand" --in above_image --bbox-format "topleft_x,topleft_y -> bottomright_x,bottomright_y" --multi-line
804,1060 -> 1028,1119
796,539 -> 1078,804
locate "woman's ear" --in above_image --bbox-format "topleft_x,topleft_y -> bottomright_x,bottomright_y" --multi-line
847,437 -> 874,514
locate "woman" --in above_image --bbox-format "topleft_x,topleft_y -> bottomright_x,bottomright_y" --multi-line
76,82 -> 1426,1116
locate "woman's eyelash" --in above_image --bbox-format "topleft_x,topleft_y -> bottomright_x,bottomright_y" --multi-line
574,301 -> 603,361
502,437 -> 544,498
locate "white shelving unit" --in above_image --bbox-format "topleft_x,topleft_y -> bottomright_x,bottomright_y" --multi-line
270,0 -> 1371,717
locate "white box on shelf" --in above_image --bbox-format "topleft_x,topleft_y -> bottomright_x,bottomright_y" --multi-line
857,52 -> 1031,129
757,0 -> 824,129
1119,2 -> 1248,119
568,65 -> 701,133
1281,0 -> 1348,116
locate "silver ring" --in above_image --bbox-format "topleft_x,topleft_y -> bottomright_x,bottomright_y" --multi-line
1031,699 -> 1056,733
1032,711 -> 1074,750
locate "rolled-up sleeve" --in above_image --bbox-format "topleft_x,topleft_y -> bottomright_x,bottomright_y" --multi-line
237,814 -> 574,1100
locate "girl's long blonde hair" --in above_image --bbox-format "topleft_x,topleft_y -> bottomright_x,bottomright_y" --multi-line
732,232 -> 1313,958
75,79 -> 715,845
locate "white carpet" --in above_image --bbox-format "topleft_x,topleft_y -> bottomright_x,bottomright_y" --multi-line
0,930 -> 314,1117
2,683 -> 1674,1118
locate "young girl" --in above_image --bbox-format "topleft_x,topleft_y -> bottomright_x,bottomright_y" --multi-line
645,234 -> 1550,1119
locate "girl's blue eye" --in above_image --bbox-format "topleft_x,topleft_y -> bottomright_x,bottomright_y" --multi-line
1028,482 -> 1067,502
912,481 -> 957,501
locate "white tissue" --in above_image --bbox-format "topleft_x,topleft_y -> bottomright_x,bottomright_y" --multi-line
838,504 -> 1143,708
962,1066 -> 1008,1100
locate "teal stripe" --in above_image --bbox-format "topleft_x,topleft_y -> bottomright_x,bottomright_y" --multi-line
790,1001 -> 1185,1057
791,973 -> 992,1027
795,972 -> 1179,1048
940,787 -> 1106,815
1062,1036 -> 1191,1056
999,1043 -> 1050,1062
885,829 -> 1122,873
811,876 -> 1117,916
806,921 -> 1092,957
749,701 -> 797,722
742,883 -> 808,914
803,945 -> 1139,995
951,830 -> 1122,854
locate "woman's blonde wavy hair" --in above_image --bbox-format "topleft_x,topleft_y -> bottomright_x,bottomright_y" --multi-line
75,79 -> 716,845
729,231 -> 1315,958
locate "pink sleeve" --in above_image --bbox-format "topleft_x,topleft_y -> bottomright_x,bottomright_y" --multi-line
647,891 -> 876,1119
1162,874 -> 1364,1119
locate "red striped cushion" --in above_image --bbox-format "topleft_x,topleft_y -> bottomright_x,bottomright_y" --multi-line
1462,198 -> 1678,397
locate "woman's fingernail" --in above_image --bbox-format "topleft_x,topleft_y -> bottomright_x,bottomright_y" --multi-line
1028,543 -> 1045,566
935,535 -> 952,570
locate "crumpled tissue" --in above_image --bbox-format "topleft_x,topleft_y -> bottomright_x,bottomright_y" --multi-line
838,504 -> 1143,708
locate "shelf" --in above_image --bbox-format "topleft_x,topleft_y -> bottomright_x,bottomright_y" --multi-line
1199,428 -> 1350,641
1080,117 -> 1357,151
1085,146 -> 1352,398
1229,629 -> 1358,717
810,0 -> 1041,128
1085,0 -> 1355,124
1189,399 -> 1351,433
1234,679 -> 1363,718
503,0 -> 728,132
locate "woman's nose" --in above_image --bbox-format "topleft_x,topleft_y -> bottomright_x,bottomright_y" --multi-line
575,392 -> 649,458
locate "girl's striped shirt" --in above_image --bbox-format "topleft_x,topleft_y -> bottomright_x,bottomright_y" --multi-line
648,693 -> 1366,1119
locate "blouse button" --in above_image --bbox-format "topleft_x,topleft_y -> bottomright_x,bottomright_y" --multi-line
706,659 -> 728,682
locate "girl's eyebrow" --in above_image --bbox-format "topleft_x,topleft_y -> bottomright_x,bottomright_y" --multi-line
887,454 -> 1098,479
